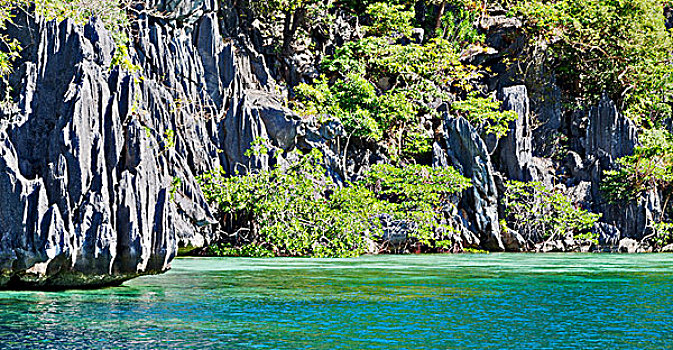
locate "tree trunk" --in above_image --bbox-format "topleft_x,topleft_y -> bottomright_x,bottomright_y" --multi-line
282,10 -> 293,55
282,7 -> 306,56
415,1 -> 427,27
434,1 -> 446,33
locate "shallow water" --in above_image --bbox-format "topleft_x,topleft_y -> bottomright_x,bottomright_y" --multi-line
1,254 -> 672,349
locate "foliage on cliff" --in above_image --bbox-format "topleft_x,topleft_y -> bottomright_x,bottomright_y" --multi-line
450,94 -> 517,140
197,147 -> 471,257
0,0 -> 135,82
291,1 -> 516,161
38,0 -> 134,67
512,0 -> 673,239
510,0 -> 673,125
0,0 -> 23,100
602,129 -> 673,212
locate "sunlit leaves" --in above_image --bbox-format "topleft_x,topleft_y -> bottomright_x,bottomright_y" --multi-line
451,94 -> 518,140
503,180 -> 600,242
602,129 -> 673,204
197,144 -> 471,257
510,0 -> 673,125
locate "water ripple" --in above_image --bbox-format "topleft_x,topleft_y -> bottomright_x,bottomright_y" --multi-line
0,254 -> 672,349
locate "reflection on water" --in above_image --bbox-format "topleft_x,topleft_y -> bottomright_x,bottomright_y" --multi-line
0,254 -> 672,349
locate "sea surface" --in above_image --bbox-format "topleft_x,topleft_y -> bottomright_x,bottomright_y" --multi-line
0,254 -> 672,349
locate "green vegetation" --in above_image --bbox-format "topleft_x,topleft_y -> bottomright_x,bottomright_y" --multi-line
451,94 -> 517,140
433,0 -> 484,46
513,0 -> 673,240
602,129 -> 673,215
0,1 -> 19,75
293,1 -> 515,161
363,2 -> 415,37
462,248 -> 489,254
0,0 -> 23,101
34,0 -> 136,70
651,222 -> 673,249
503,180 -> 600,243
0,0 -> 136,88
510,0 -> 673,125
9,0 -> 671,253
244,0 -> 333,56
197,145 -> 471,257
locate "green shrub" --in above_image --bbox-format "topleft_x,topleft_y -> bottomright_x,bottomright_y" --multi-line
510,0 -> 673,125
0,0 -> 27,102
434,0 -> 484,49
601,128 -> 673,239
294,72 -> 433,159
451,93 -> 518,140
503,180 -> 600,243
651,222 -> 673,249
197,144 -> 471,257
361,163 -> 470,208
360,163 -> 471,247
363,2 -> 414,37
293,1 -> 485,161
601,129 -> 673,206
199,148 -> 370,257
0,1 -> 21,75
295,74 -> 384,141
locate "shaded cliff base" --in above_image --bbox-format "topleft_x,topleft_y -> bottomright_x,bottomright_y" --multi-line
0,1 -> 671,288
0,272 -> 139,291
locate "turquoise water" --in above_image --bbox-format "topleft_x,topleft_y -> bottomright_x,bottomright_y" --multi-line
1,254 -> 672,349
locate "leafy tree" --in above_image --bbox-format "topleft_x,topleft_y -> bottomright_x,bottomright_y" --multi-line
451,93 -> 518,141
245,0 -> 333,55
503,180 -> 600,243
360,162 -> 471,248
510,0 -> 673,125
293,1 -> 488,162
602,129 -> 673,213
363,2 -> 414,37
197,143 -> 471,257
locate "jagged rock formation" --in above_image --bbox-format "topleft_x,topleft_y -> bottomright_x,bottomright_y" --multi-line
0,2 -> 298,288
0,1 -> 667,288
437,114 -> 504,251
583,96 -> 661,242
495,85 -> 532,182
472,10 -> 663,251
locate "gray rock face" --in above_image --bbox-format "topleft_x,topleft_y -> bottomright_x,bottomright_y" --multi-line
584,95 -> 661,240
592,222 -> 621,248
438,114 -> 504,251
496,85 -> 532,181
501,227 -> 526,252
0,3 -> 297,288
585,96 -> 638,169
618,238 -> 639,254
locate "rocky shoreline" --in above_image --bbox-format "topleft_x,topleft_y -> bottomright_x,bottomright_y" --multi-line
0,1 -> 670,289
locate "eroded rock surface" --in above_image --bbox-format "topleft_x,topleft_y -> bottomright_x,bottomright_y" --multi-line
438,114 -> 505,251
0,3 -> 297,288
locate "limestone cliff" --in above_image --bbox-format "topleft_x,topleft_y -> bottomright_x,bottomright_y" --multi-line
0,1 -> 665,288
0,1 -> 299,288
